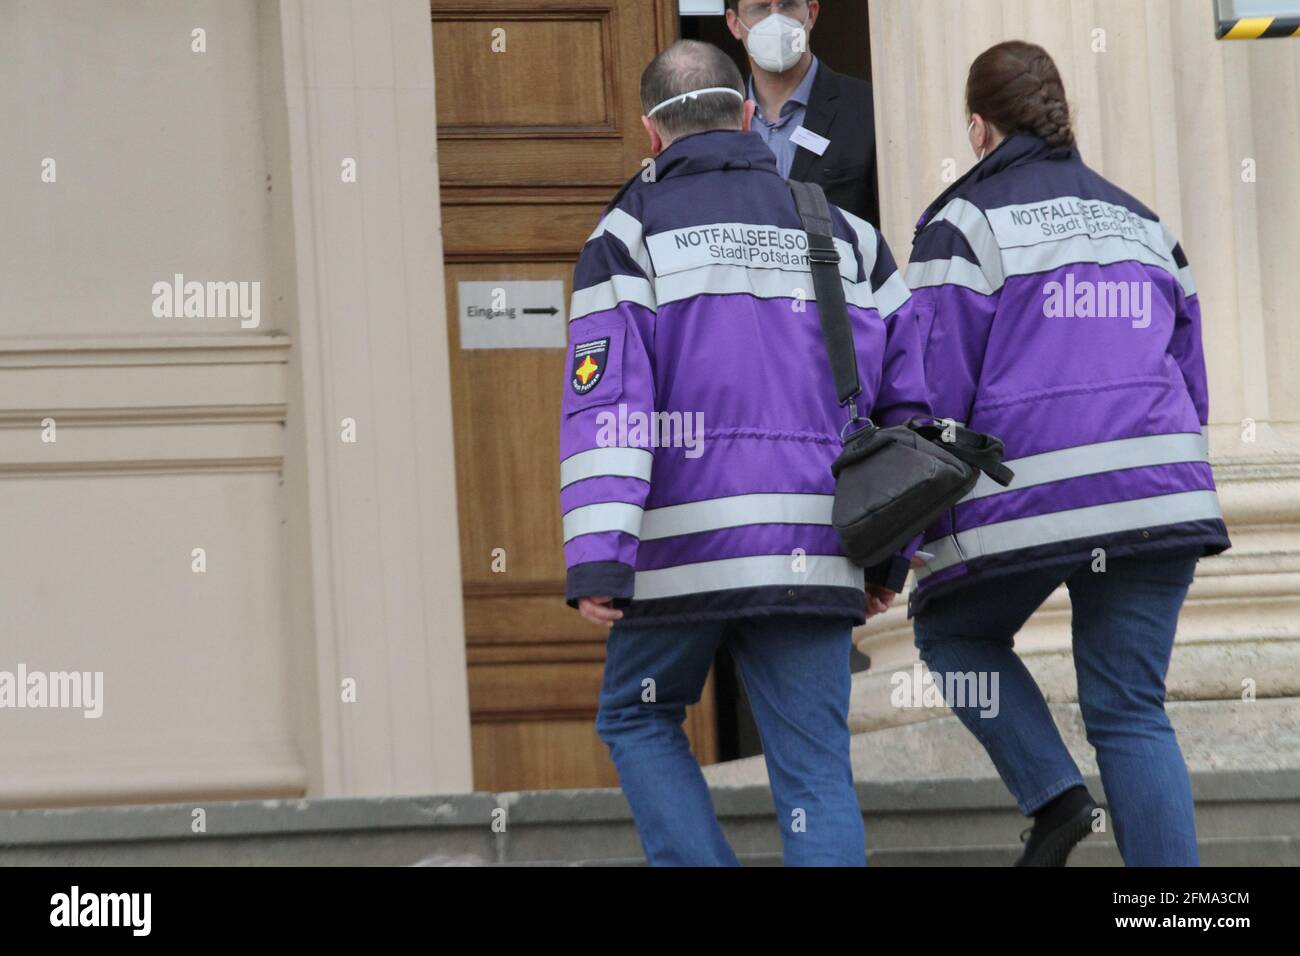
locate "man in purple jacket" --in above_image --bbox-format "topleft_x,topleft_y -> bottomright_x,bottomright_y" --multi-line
559,40 -> 931,865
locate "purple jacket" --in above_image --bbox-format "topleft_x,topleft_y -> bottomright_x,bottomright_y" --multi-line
560,129 -> 931,626
906,132 -> 1230,614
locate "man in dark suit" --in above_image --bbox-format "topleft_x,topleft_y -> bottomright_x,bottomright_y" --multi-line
713,1 -> 880,759
724,0 -> 879,224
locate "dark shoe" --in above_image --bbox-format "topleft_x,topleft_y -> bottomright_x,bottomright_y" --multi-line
1015,787 -> 1097,867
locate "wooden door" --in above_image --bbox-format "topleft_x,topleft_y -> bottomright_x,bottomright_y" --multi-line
431,0 -> 716,791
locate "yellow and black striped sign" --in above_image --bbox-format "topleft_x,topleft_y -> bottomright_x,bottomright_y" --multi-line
1217,15 -> 1300,39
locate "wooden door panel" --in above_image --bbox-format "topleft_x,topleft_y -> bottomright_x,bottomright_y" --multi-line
431,14 -> 613,129
431,0 -> 713,791
441,196 -> 604,259
438,140 -> 628,188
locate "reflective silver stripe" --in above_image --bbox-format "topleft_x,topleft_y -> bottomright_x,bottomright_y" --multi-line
654,263 -> 877,310
916,489 -> 1223,576
560,447 -> 654,489
562,502 -> 643,543
873,270 -> 911,318
633,554 -> 863,600
930,198 -> 1005,290
587,208 -> 652,277
1158,223 -> 1197,298
963,431 -> 1210,502
1001,233 -> 1177,282
570,274 -> 656,321
905,256 -> 996,296
912,535 -> 960,580
640,493 -> 833,541
843,209 -> 913,318
840,208 -> 879,270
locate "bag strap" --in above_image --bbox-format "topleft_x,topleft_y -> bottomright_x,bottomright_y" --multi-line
909,418 -> 1016,487
789,180 -> 862,409
789,180 -> 1015,489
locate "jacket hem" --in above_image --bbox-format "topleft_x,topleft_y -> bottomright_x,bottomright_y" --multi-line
614,584 -> 866,628
908,521 -> 1230,618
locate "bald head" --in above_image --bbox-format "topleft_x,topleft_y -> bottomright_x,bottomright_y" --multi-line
640,40 -> 746,143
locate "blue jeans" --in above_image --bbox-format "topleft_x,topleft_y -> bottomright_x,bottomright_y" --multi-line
913,552 -> 1201,866
596,614 -> 865,866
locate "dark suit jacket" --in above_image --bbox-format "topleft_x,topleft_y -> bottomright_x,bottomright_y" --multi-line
786,63 -> 880,227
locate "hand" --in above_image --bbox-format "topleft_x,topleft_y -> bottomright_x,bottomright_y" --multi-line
865,585 -> 896,619
578,595 -> 623,628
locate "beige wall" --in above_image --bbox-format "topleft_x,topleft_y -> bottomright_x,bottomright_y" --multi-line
0,0 -> 472,807
1,0 -> 280,337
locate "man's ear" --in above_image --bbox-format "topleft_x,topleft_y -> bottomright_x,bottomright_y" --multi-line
806,0 -> 820,31
641,115 -> 665,156
741,99 -> 756,133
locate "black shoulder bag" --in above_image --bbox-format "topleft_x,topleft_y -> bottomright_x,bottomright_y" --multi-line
789,179 -> 1015,568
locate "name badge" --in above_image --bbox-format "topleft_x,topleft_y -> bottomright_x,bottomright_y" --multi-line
790,125 -> 830,156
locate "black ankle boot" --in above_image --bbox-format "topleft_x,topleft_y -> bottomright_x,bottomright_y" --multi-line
1015,786 -> 1097,867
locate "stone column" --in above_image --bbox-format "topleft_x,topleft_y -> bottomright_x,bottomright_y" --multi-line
276,0 -> 474,797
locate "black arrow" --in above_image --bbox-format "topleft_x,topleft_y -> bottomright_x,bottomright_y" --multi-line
522,306 -> 559,315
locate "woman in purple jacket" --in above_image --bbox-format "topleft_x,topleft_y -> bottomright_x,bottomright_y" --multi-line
905,41 -> 1230,867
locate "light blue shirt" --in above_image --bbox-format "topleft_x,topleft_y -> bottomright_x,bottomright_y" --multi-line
748,56 -> 820,178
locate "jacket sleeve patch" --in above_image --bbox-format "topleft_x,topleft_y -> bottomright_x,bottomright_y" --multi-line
565,324 -> 625,414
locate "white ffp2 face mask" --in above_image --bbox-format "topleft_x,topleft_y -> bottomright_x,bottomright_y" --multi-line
646,86 -> 745,118
741,13 -> 808,73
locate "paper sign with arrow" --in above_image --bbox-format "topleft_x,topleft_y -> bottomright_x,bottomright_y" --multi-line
457,280 -> 567,349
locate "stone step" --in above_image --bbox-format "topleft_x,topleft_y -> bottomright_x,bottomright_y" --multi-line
706,698 -> 1300,792
2,767 -> 1296,866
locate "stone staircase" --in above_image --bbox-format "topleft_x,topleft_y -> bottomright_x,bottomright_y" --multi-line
1,763 -> 1296,866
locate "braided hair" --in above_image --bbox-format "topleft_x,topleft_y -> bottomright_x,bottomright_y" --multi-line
966,40 -> 1075,148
